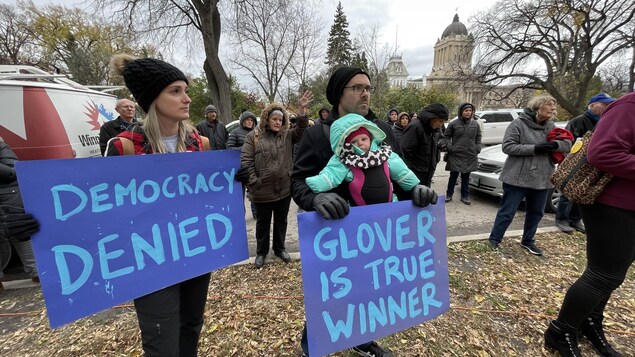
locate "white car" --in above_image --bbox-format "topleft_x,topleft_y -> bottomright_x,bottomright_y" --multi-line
476,109 -> 524,145
468,121 -> 568,213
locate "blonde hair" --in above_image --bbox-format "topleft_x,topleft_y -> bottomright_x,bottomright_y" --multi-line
527,93 -> 557,112
141,102 -> 195,153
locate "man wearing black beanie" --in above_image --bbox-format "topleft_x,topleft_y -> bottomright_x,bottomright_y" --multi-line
291,68 -> 438,356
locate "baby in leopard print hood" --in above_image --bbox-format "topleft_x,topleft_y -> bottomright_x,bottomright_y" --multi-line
305,113 -> 419,206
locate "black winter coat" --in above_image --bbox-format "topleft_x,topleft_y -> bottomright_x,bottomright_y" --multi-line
401,115 -> 442,186
566,111 -> 597,139
196,120 -> 228,150
99,116 -> 137,156
0,142 -> 25,217
291,108 -> 404,211
392,123 -> 407,145
227,113 -> 257,150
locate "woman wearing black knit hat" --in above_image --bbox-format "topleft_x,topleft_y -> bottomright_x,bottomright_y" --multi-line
105,54 -> 211,357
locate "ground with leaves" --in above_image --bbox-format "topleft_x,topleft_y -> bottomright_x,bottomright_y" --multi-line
1,232 -> 633,356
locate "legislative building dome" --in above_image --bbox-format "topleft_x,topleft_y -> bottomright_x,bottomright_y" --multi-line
441,14 -> 468,39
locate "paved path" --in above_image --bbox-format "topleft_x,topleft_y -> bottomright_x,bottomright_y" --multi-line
242,161 -> 561,263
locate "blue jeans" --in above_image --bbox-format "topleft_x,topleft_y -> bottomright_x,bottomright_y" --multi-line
489,183 -> 549,245
555,194 -> 581,222
446,171 -> 470,199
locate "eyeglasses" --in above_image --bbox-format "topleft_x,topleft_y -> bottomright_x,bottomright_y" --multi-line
344,84 -> 374,95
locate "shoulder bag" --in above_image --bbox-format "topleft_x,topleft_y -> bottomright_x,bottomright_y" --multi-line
550,130 -> 612,204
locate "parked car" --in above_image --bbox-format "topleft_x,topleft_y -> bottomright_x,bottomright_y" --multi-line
476,109 -> 524,145
226,119 -> 240,134
468,121 -> 568,213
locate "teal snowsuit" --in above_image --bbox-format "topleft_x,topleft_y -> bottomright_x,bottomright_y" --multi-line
305,113 -> 419,204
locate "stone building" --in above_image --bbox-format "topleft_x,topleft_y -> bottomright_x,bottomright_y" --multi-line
386,14 -> 528,110
426,13 -> 483,107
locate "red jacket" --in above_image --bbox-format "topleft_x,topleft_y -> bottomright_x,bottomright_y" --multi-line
105,125 -> 206,156
547,128 -> 574,164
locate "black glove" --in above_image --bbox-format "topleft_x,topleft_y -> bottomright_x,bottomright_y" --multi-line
312,193 -> 350,220
534,142 -> 558,154
235,167 -> 250,184
412,185 -> 438,208
0,205 -> 40,242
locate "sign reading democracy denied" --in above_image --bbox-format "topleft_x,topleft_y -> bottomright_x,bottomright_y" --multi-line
16,150 -> 248,328
298,200 -> 449,357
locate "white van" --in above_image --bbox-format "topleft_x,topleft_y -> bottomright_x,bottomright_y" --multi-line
476,109 -> 524,145
0,65 -> 118,160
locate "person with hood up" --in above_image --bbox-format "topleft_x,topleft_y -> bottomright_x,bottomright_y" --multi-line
227,111 -> 258,150
241,92 -> 312,268
392,111 -> 411,144
386,108 -> 398,125
228,111 -> 258,218
401,104 -> 449,187
291,66 -> 437,357
305,113 -> 420,203
196,104 -> 228,150
314,106 -> 330,125
443,102 -> 482,205
487,93 -> 571,256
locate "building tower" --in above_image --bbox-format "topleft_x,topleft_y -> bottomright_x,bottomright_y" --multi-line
427,14 -> 483,106
386,54 -> 409,87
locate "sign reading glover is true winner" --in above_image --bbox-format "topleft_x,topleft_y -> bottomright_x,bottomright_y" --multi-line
298,200 -> 450,357
16,150 -> 248,328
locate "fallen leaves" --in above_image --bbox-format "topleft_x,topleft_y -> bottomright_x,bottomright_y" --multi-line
0,231 -> 633,356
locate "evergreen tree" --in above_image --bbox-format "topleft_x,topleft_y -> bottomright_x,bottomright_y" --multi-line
326,2 -> 353,68
351,52 -> 369,73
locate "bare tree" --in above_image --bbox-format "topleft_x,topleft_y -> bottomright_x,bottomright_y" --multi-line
288,12 -> 327,93
98,0 -> 232,122
598,52 -> 631,95
0,4 -> 36,65
470,0 -> 635,115
353,24 -> 392,108
226,0 -> 322,102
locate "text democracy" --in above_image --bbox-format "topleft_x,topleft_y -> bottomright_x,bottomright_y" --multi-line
51,169 -> 237,221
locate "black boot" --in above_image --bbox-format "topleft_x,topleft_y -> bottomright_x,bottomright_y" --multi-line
579,316 -> 623,357
544,321 -> 582,357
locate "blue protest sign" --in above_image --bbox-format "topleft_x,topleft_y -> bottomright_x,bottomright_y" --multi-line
298,200 -> 449,356
16,150 -> 248,328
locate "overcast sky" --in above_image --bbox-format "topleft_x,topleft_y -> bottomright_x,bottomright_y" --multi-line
21,0 -> 498,89
331,0 -> 497,77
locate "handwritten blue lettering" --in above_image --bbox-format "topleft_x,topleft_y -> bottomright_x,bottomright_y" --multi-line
52,245 -> 93,295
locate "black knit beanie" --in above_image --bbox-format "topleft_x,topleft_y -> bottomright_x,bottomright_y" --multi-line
326,66 -> 369,107
120,57 -> 188,113
419,103 -> 449,120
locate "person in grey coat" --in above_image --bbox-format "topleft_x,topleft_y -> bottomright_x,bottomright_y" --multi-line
443,102 -> 481,205
487,94 -> 571,256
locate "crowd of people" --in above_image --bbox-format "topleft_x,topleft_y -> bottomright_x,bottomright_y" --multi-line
0,52 -> 632,357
